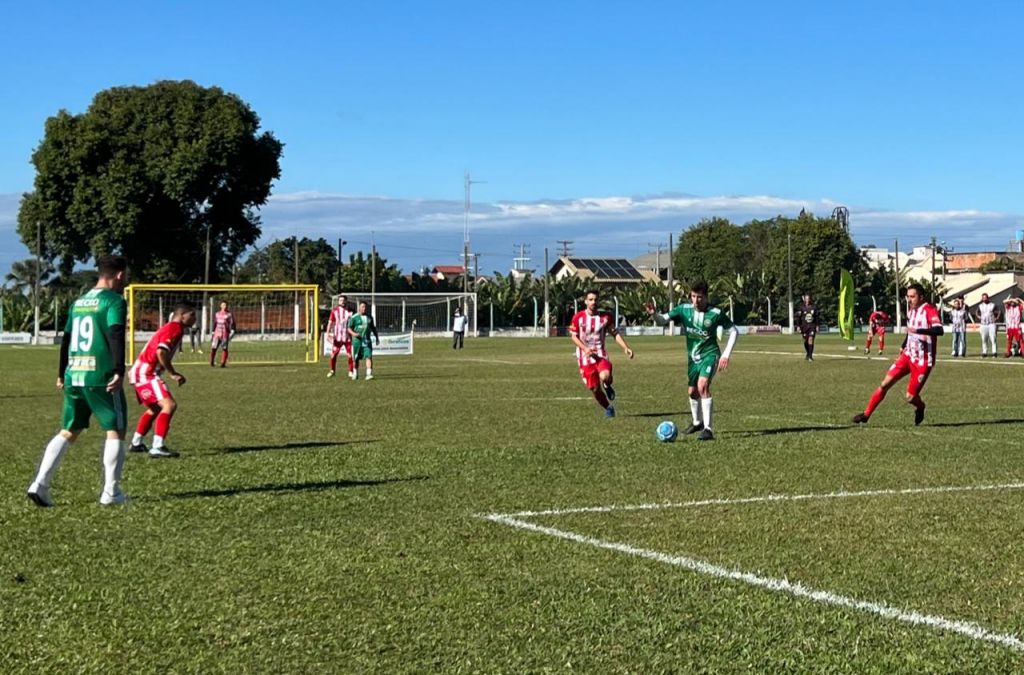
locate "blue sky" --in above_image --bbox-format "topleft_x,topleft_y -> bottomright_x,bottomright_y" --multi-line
2,1 -> 1023,276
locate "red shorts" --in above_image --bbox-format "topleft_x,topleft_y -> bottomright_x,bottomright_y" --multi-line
331,340 -> 352,357
579,357 -> 612,390
1007,328 -> 1022,341
133,378 -> 172,406
871,325 -> 885,337
886,353 -> 932,398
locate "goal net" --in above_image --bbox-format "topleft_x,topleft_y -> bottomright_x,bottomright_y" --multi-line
341,292 -> 476,335
126,284 -> 321,365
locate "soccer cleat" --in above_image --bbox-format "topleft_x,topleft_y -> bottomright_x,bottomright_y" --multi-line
99,486 -> 128,506
349,371 -> 358,380
696,428 -> 714,441
148,446 -> 180,458
852,413 -> 869,424
365,374 -> 374,381
604,406 -> 616,418
604,383 -> 616,401
327,370 -> 335,378
864,347 -> 870,355
27,483 -> 54,508
128,442 -> 148,453
220,363 -> 227,368
682,422 -> 705,435
914,405 -> 926,426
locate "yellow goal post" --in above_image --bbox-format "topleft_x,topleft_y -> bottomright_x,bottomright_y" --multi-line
125,284 -> 321,365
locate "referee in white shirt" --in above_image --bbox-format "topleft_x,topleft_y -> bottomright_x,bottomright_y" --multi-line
452,307 -> 467,349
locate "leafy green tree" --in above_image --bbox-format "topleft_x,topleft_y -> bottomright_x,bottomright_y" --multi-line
4,259 -> 53,296
237,237 -> 341,291
17,80 -> 283,282
674,217 -> 744,286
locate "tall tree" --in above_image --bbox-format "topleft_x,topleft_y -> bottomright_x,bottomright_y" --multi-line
17,80 -> 283,281
674,217 -> 745,286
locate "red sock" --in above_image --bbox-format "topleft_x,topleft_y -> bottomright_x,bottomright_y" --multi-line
155,411 -> 172,439
879,338 -> 884,350
347,355 -> 354,373
864,387 -> 887,417
330,354 -> 338,370
221,350 -> 228,365
593,389 -> 609,409
135,410 -> 156,436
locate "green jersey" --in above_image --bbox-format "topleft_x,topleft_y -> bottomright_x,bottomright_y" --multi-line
64,288 -> 127,387
666,303 -> 734,362
347,313 -> 376,341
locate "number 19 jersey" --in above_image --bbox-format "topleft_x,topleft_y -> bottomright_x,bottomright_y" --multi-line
64,288 -> 127,387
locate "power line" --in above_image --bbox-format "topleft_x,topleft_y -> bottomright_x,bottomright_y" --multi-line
513,243 -> 531,270
556,240 -> 574,257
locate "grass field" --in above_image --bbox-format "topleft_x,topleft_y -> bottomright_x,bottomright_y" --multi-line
3,333 -> 1024,672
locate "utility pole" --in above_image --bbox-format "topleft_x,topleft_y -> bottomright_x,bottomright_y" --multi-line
544,247 -> 550,337
337,238 -> 347,293
930,235 -> 937,304
513,243 -> 531,271
34,221 -> 41,345
787,230 -> 794,334
894,238 -> 902,333
647,242 -> 666,276
464,172 -> 486,295
556,240 -> 573,258
667,234 -> 674,309
293,236 -> 299,284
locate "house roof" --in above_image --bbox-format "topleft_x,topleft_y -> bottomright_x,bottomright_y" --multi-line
431,265 -> 466,275
552,256 -> 645,281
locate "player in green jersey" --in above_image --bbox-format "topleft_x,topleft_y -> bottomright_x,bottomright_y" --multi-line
347,301 -> 380,380
646,280 -> 738,440
28,255 -> 130,506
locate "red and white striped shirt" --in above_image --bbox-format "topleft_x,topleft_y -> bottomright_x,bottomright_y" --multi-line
569,310 -> 615,368
1006,304 -> 1022,330
129,321 -> 184,385
328,305 -> 354,343
904,302 -> 942,367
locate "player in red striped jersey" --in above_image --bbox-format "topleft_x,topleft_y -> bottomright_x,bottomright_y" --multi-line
209,301 -> 236,368
127,303 -> 197,457
853,284 -> 943,426
1003,298 -> 1023,357
326,295 -> 355,378
569,289 -> 635,418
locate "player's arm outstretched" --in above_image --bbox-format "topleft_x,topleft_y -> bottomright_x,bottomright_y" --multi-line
719,325 -> 739,371
609,327 -> 634,359
369,317 -> 380,346
645,304 -> 671,325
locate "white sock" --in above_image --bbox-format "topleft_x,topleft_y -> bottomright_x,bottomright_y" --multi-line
131,432 -> 144,446
366,368 -> 373,376
701,397 -> 714,430
153,434 -> 164,449
689,398 -> 702,425
33,435 -> 71,487
103,439 -> 125,494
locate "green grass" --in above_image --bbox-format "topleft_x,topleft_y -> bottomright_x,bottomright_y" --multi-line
3,334 -> 1024,672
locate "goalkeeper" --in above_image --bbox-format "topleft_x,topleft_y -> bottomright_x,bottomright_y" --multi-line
347,301 -> 381,380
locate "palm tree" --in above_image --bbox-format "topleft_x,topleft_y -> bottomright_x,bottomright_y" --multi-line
4,259 -> 54,296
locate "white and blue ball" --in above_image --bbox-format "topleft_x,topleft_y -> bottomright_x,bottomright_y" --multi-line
655,420 -> 678,442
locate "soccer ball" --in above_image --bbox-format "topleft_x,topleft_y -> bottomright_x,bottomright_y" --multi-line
655,420 -> 678,442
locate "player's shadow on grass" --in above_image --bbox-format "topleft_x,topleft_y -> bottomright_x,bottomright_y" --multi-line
624,411 -> 686,418
924,418 -> 1024,429
165,475 -> 430,500
218,439 -> 380,454
732,425 -> 850,437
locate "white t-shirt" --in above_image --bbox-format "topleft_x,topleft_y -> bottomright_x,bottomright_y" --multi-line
452,315 -> 467,333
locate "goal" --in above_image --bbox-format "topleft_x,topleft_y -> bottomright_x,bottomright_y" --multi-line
340,292 -> 477,337
126,284 -> 321,365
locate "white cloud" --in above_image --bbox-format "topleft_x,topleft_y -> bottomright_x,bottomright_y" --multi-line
2,190 -> 1022,276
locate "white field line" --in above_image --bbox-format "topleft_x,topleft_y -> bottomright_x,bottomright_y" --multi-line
482,512 -> 1024,653
486,481 -> 1024,520
736,349 -> 1024,367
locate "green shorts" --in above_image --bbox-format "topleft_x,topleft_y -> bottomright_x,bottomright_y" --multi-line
687,353 -> 719,387
351,339 -> 373,361
62,385 -> 128,432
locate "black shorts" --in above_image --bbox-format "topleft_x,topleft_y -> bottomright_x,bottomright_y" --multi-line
800,326 -> 817,336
